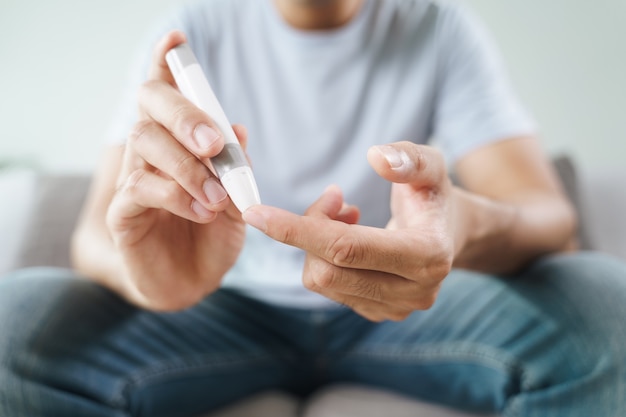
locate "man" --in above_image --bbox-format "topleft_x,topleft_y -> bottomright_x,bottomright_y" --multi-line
1,0 -> 625,416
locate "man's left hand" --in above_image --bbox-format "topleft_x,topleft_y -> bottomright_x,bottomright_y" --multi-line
243,142 -> 462,322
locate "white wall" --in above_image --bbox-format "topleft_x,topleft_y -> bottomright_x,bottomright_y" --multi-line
0,0 -> 186,172
464,0 -> 626,173
1,0 -> 625,173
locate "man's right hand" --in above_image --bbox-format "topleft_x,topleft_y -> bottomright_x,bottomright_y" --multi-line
106,31 -> 246,311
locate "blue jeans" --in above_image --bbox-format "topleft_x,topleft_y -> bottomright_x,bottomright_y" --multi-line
1,252 -> 625,416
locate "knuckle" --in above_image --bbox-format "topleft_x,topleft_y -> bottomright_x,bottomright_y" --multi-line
314,264 -> 337,289
388,310 -> 411,322
170,104 -> 198,138
425,234 -> 454,280
302,273 -> 317,291
413,293 -> 438,311
327,233 -> 361,266
138,79 -> 158,103
422,294 -> 438,310
414,147 -> 427,174
124,169 -> 147,194
276,225 -> 299,248
128,120 -> 155,149
428,256 -> 453,282
160,179 -> 182,202
172,153 -> 200,179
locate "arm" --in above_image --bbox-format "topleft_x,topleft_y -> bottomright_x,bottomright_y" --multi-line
451,135 -> 577,274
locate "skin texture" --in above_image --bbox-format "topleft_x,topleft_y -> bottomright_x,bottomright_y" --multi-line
71,3 -> 577,318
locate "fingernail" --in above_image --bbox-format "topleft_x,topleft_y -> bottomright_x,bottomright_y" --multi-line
377,145 -> 409,170
203,178 -> 227,204
191,200 -> 212,218
242,208 -> 267,232
194,124 -> 221,150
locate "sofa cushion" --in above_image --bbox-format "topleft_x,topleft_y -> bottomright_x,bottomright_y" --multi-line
551,155 -> 594,250
579,167 -> 626,260
0,169 -> 37,274
11,174 -> 90,270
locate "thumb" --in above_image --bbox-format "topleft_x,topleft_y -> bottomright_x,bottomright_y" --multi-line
367,141 -> 447,189
304,185 -> 345,219
303,185 -> 361,224
148,30 -> 188,84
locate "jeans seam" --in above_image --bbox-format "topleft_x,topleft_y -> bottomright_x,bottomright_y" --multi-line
109,352 -> 275,409
349,341 -> 521,369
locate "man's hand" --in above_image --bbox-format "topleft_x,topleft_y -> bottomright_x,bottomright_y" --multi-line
243,142 -> 461,322
106,31 -> 247,311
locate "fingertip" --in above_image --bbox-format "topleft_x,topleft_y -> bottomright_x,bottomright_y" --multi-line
170,30 -> 187,43
323,184 -> 343,198
158,30 -> 187,51
242,205 -> 269,232
232,124 -> 248,149
369,143 -> 447,188
369,145 -> 413,172
150,30 -> 189,82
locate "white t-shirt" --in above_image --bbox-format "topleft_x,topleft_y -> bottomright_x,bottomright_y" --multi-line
108,0 -> 536,308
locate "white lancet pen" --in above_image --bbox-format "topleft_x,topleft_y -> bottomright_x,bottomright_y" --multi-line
165,43 -> 261,213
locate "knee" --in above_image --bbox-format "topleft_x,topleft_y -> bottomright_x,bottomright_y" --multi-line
0,268 -> 78,355
519,252 -> 626,385
528,251 -> 626,287
0,268 -> 116,371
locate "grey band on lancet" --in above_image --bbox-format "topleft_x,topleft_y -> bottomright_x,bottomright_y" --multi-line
168,43 -> 196,74
212,143 -> 249,178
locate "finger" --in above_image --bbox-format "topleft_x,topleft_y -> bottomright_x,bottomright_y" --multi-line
304,185 -> 344,219
117,143 -> 150,189
126,120 -> 229,211
367,142 -> 447,189
232,124 -> 248,150
148,30 -> 187,84
138,80 -> 224,158
312,285 -> 414,323
243,205 -> 420,277
352,303 -> 414,323
304,185 -> 361,224
109,169 -> 218,225
336,203 -> 360,225
303,256 -> 438,311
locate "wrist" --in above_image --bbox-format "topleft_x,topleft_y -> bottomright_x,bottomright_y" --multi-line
451,186 -> 518,269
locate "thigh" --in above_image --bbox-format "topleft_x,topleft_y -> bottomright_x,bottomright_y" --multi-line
0,268 -> 308,417
325,252 -> 626,416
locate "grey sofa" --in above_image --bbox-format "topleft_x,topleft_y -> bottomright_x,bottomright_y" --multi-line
1,155 -> 625,416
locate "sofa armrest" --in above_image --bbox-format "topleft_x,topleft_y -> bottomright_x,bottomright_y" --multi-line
578,167 -> 626,261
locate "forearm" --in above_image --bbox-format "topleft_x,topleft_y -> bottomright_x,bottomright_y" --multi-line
70,220 -> 142,302
452,186 -> 577,274
69,146 -> 148,306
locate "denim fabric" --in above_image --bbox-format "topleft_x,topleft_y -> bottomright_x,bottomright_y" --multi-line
1,252 -> 625,417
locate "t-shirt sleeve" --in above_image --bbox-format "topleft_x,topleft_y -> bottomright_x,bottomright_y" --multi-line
432,4 -> 537,165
